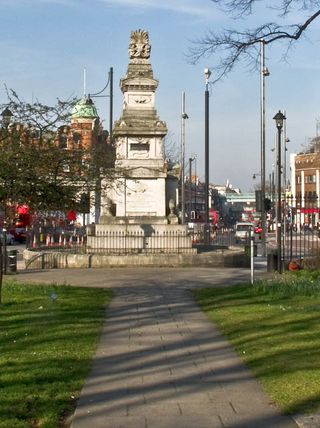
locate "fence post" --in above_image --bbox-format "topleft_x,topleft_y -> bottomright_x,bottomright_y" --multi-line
290,225 -> 293,261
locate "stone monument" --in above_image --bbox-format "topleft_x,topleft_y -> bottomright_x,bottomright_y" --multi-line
86,29 -> 194,254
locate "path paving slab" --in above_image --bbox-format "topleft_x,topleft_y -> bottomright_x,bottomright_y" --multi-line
69,276 -> 298,428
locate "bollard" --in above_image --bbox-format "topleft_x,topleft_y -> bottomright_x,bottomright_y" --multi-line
267,250 -> 278,272
6,249 -> 17,274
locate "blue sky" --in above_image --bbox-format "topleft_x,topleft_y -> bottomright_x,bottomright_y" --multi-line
1,0 -> 320,191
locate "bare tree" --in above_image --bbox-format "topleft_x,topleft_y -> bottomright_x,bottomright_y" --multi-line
0,90 -> 83,216
189,0 -> 320,82
0,89 -> 115,219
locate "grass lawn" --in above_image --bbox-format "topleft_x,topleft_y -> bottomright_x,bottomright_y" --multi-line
0,279 -> 112,428
194,272 -> 320,415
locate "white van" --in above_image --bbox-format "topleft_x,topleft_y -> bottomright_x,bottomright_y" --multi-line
234,222 -> 255,243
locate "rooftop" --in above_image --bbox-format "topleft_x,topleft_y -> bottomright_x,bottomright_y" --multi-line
71,97 -> 98,119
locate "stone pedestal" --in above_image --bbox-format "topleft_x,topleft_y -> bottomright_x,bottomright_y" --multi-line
88,30 -> 193,255
87,222 -> 195,254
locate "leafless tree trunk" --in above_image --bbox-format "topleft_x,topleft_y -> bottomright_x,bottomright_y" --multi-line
0,241 -> 3,304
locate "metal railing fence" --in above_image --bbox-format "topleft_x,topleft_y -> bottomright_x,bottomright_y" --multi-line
27,230 -> 86,253
27,228 -> 196,255
271,195 -> 320,267
87,229 -> 194,254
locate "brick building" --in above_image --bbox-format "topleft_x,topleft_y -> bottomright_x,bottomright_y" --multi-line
69,97 -> 110,224
290,136 -> 320,227
56,97 -> 107,150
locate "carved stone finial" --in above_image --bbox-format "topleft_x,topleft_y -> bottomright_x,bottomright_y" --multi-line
169,199 -> 175,215
129,29 -> 151,62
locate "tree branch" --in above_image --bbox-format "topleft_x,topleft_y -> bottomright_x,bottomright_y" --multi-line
189,1 -> 320,82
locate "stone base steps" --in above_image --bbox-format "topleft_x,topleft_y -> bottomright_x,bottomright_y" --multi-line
23,249 -> 249,269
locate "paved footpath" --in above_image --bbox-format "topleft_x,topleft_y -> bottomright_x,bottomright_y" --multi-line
14,267 -> 303,427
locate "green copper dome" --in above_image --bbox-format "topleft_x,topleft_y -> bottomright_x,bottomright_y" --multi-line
71,97 -> 98,119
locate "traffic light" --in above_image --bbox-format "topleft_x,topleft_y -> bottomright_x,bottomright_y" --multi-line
264,198 -> 272,212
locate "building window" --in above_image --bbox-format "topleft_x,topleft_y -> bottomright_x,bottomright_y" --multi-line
73,132 -> 81,145
59,134 -> 67,149
313,174 -> 316,183
296,175 -> 301,184
62,161 -> 70,172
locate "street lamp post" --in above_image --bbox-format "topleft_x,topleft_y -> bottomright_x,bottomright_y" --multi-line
180,91 -> 189,224
194,157 -> 197,218
204,68 -> 211,245
88,66 -> 114,223
260,40 -> 270,257
283,130 -> 290,242
189,157 -> 195,219
89,66 -> 113,141
273,111 -> 286,272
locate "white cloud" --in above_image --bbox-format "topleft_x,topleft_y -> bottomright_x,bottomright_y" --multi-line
0,0 -> 76,6
98,0 -> 216,18
0,0 -> 219,18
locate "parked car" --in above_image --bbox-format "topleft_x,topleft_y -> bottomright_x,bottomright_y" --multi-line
11,227 -> 27,243
0,230 -> 15,245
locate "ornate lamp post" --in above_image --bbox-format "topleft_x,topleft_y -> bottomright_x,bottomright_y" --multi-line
204,68 -> 211,245
273,110 -> 286,272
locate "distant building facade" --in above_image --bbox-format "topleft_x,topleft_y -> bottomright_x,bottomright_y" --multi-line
290,136 -> 320,227
62,97 -> 110,225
